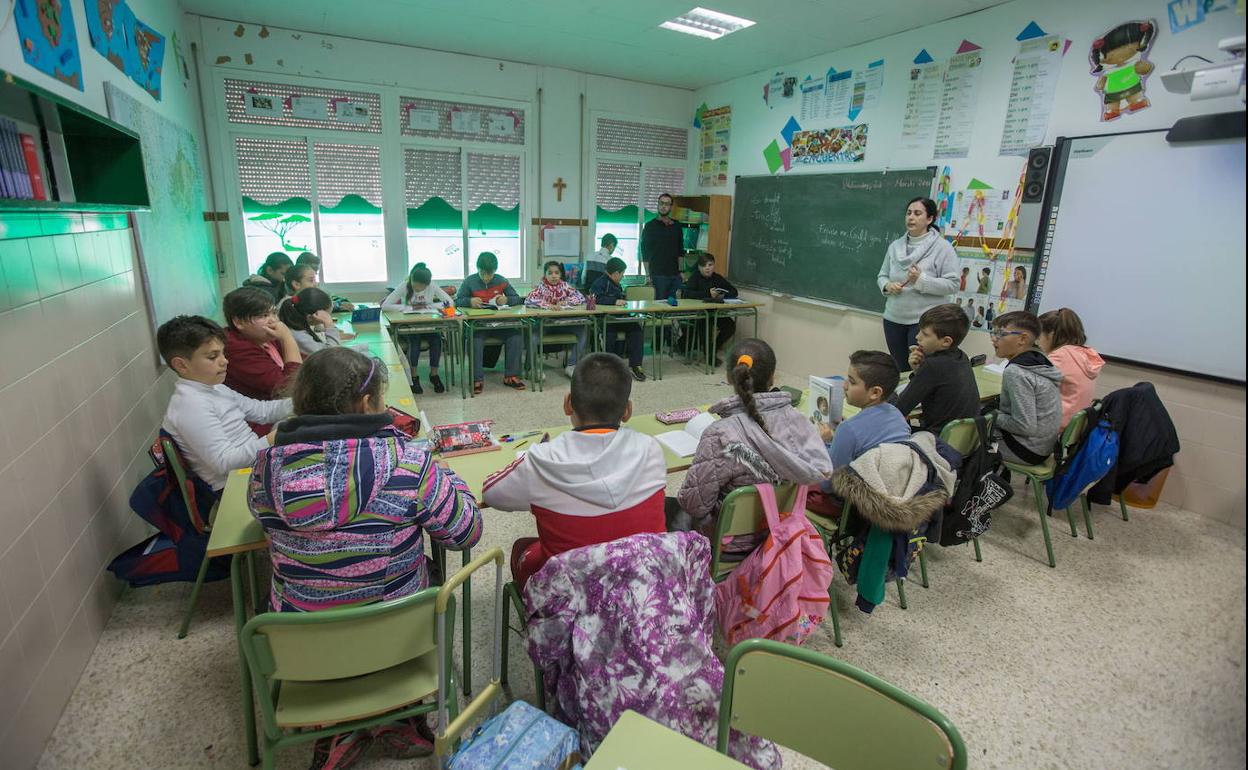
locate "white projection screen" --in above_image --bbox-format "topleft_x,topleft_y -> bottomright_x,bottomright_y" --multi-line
1033,129 -> 1245,382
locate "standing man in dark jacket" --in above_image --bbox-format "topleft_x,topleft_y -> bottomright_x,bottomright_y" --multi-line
640,193 -> 684,301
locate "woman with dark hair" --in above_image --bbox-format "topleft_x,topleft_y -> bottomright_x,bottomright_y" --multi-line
876,196 -> 959,371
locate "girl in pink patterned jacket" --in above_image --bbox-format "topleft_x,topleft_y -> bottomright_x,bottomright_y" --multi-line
527,261 -> 588,379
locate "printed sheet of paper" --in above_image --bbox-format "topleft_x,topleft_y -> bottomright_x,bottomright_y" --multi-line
824,69 -> 854,121
800,77 -> 825,122
934,48 -> 985,159
849,60 -> 885,121
697,106 -> 732,187
899,62 -> 945,155
999,35 -> 1067,155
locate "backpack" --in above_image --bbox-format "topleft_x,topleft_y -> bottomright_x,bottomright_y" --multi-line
1046,404 -> 1119,512
447,700 -> 582,770
714,484 -> 834,646
107,434 -> 229,587
940,416 -> 1013,546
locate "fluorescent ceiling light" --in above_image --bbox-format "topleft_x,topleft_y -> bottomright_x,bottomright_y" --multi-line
660,7 -> 755,40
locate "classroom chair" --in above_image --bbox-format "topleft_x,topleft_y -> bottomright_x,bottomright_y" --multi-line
1000,409 -> 1093,568
238,547 -> 503,770
938,414 -> 997,563
498,579 -> 546,711
805,497 -> 914,613
714,484 -> 842,647
716,639 -> 967,770
163,436 -> 221,639
624,286 -> 654,301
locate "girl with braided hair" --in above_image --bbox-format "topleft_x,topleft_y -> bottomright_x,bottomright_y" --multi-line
672,339 -> 832,562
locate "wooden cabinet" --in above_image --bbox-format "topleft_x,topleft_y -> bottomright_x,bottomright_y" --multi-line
673,194 -> 731,275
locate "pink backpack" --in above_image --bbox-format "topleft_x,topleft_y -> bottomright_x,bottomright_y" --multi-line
714,484 -> 835,646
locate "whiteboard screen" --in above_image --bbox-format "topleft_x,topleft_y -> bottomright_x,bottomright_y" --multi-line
1036,131 -> 1245,382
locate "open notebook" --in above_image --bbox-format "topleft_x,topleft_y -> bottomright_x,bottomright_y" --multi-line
654,412 -> 715,457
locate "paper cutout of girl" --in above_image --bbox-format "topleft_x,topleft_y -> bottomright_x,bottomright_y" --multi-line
1091,20 -> 1156,121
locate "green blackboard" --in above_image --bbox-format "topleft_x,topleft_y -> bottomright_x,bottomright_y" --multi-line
728,168 -> 934,313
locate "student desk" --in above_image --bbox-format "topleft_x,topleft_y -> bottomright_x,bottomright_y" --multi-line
584,710 -> 748,769
382,309 -> 465,392
836,366 -> 1003,421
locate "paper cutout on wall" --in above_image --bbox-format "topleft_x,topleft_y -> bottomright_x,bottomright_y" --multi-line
12,0 -> 83,90
934,42 -> 984,159
85,0 -> 166,100
780,147 -> 792,172
1000,23 -> 1069,156
1090,20 -> 1157,122
780,116 -> 801,146
936,167 -> 954,230
693,101 -> 708,128
791,124 -> 868,165
763,139 -> 783,174
914,49 -> 934,65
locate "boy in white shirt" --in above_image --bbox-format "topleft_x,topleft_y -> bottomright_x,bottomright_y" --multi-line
158,315 -> 293,491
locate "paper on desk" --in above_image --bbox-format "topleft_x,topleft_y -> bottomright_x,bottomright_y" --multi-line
983,361 -> 1007,375
722,298 -> 746,304
655,412 -> 715,457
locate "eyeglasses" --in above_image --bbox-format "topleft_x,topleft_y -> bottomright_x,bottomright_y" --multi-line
990,330 -> 1025,340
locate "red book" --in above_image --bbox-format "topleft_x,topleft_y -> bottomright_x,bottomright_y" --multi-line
19,134 -> 46,200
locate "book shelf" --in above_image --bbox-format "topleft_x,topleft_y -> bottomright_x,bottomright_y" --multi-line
673,194 -> 731,276
0,71 -> 149,211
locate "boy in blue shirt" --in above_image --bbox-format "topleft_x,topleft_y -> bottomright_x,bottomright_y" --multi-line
820,350 -> 911,477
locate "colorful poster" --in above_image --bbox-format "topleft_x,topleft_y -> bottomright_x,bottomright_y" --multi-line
849,60 -> 885,121
799,77 -> 824,122
1090,20 -> 1157,122
824,69 -> 853,121
12,0 -> 83,90
764,71 -> 797,108
697,105 -> 731,187
84,0 -> 166,100
949,185 -> 1016,238
1000,29 -> 1068,156
934,43 -> 985,159
791,124 -> 868,165
899,59 -> 944,155
952,248 -> 1035,333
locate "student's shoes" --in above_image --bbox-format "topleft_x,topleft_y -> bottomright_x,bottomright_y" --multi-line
630,366 -> 647,382
503,376 -> 527,390
411,377 -> 424,395
371,717 -> 434,759
430,374 -> 445,393
308,730 -> 371,770
473,380 -> 484,395
564,365 -> 576,379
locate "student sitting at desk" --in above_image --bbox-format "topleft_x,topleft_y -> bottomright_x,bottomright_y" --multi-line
680,252 -> 739,366
589,257 -> 646,382
456,251 -> 526,394
296,251 -> 355,312
582,232 -> 616,291
158,315 -> 292,493
482,352 -> 666,589
249,346 -> 482,763
221,288 -> 302,433
382,262 -> 453,394
279,288 -> 345,356
242,251 -> 293,303
526,260 -> 588,379
899,303 -> 980,435
1038,307 -> 1103,429
282,263 -> 318,301
989,311 -> 1063,464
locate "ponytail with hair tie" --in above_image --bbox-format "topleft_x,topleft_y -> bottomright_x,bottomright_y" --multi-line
726,339 -> 777,438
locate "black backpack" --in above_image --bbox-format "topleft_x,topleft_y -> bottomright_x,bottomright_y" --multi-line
940,416 -> 1013,546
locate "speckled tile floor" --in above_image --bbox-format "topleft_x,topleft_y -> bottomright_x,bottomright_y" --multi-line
36,357 -> 1248,770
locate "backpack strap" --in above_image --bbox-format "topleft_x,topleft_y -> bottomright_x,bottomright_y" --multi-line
753,484 -> 782,533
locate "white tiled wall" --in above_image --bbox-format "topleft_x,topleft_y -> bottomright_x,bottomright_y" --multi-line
741,290 -> 1246,530
0,217 -> 177,768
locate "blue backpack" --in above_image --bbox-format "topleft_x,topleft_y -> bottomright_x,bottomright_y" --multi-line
1045,404 -> 1119,512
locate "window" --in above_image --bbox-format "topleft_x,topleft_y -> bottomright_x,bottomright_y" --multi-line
313,142 -> 385,283
593,118 -> 688,275
402,147 -> 523,281
237,137 -> 315,275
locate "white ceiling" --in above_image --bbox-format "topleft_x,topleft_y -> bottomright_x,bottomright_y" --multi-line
180,0 -> 1011,89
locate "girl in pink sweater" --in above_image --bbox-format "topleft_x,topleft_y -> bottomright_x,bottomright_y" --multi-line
1039,308 -> 1105,428
527,261 -> 587,378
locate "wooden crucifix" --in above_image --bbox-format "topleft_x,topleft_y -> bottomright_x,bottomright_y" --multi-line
552,177 -> 567,202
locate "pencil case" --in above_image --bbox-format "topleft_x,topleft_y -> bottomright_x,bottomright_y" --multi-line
656,408 -> 700,424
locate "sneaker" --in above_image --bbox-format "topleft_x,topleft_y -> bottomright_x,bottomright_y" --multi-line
412,377 -> 424,395
564,365 -> 576,379
309,731 -> 371,770
502,376 -> 527,390
430,374 -> 445,393
630,366 -> 647,382
371,717 -> 434,760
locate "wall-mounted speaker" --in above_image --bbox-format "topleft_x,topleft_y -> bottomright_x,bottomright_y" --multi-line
1022,146 -> 1053,203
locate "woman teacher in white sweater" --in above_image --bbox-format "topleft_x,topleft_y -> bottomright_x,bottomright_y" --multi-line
877,196 -> 960,371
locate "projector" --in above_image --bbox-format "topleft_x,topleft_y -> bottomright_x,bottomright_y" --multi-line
1162,35 -> 1246,101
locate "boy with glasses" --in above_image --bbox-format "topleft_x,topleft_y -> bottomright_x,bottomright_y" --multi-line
989,311 -> 1063,464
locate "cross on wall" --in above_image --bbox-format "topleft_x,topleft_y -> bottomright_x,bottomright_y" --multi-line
552,177 -> 567,202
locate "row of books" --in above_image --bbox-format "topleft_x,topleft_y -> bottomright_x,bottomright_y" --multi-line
0,118 -> 48,200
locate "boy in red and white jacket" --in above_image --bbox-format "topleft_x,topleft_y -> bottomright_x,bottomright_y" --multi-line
483,353 -> 667,588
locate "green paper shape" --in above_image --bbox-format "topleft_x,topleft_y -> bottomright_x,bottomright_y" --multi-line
763,140 -> 783,174
966,178 -> 993,190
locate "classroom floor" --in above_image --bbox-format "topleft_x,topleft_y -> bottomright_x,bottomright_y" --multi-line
35,356 -> 1247,770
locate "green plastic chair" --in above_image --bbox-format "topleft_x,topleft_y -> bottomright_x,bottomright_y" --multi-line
1000,408 -> 1092,568
163,436 -> 221,639
716,639 -> 967,770
938,414 -> 996,563
713,484 -> 842,648
805,498 -> 913,613
239,547 -> 504,770
499,579 -> 546,711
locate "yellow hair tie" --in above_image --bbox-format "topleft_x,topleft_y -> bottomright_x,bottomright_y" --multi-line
736,354 -> 754,369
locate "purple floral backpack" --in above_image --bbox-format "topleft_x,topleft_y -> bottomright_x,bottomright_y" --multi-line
715,484 -> 835,646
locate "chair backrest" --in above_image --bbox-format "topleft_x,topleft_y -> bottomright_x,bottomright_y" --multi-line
711,484 -> 798,581
241,588 -> 444,684
1059,406 -> 1091,454
159,436 -> 208,533
718,639 -> 967,770
938,413 -> 996,456
625,286 -> 654,301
